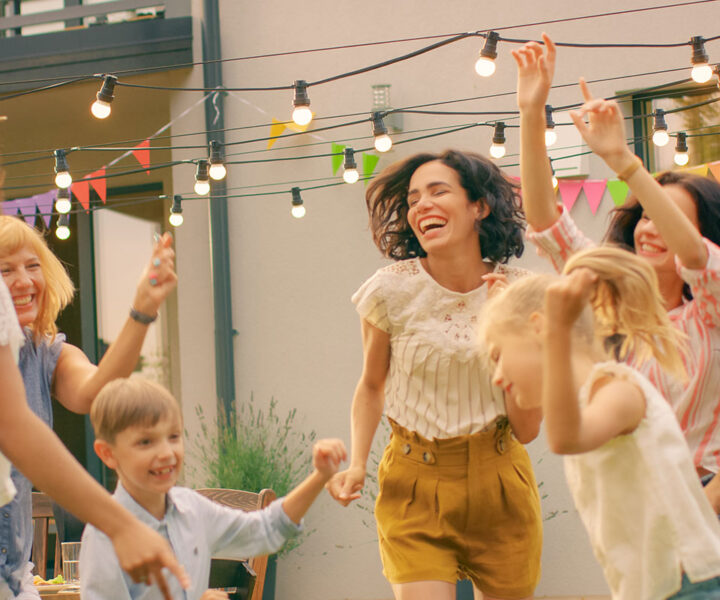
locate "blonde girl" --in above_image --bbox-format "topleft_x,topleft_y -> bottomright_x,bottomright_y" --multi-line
0,215 -> 176,598
481,245 -> 720,600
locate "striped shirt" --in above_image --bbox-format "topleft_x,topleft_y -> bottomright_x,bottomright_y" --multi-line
352,257 -> 526,439
527,207 -> 720,473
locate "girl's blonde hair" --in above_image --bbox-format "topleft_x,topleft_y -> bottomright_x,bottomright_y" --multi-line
481,246 -> 686,378
0,216 -> 74,341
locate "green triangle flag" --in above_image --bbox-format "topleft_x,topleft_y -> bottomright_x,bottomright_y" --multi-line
363,153 -> 380,185
606,180 -> 630,207
331,143 -> 345,175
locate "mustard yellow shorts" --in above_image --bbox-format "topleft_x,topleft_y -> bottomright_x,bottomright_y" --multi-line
375,419 -> 542,599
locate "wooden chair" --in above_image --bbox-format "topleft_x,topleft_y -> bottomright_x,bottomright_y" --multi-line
195,488 -> 276,600
31,492 -> 61,580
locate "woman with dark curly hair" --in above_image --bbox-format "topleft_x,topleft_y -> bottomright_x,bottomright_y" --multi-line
326,149 -> 543,600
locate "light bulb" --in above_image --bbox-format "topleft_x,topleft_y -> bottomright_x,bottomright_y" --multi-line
209,163 -> 227,180
374,134 -> 392,153
55,198 -> 71,214
551,175 -> 559,188
545,129 -> 557,147
674,151 -> 689,166
91,99 -> 112,119
691,63 -> 713,83
55,171 -> 72,189
292,106 -> 312,127
291,204 -> 306,219
653,130 -> 670,147
194,180 -> 210,195
343,168 -> 359,184
169,212 -> 184,227
489,143 -> 506,159
56,224 -> 70,240
475,31 -> 499,77
474,56 -> 496,77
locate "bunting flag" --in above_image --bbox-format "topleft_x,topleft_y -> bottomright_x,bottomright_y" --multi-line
606,180 -> 630,207
558,180 -> 584,212
16,196 -> 37,225
682,164 -> 709,177
708,160 -> 720,181
71,180 -> 90,211
34,190 -> 56,228
132,140 -> 151,174
331,143 -> 345,175
88,169 -> 107,203
582,179 -> 607,215
363,154 -> 380,185
267,117 -> 312,149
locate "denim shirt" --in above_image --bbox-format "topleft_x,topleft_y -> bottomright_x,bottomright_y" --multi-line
0,330 -> 63,595
80,483 -> 301,600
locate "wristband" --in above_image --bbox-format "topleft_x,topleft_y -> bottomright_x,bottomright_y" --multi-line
129,307 -> 157,325
616,155 -> 643,182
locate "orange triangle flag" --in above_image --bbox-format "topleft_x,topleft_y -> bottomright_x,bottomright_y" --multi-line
707,161 -> 720,182
71,180 -> 90,211
88,169 -> 107,204
132,140 -> 151,174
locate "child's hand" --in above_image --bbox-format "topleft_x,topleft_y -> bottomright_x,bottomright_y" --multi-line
568,78 -> 636,173
200,590 -> 230,600
512,33 -> 556,111
132,232 -> 178,318
325,466 -> 364,507
544,268 -> 598,330
482,272 -> 509,298
313,438 -> 347,480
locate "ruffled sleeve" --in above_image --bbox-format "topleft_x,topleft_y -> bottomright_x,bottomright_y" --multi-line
351,268 -> 391,333
0,279 -> 24,360
525,205 -> 595,273
677,238 -> 720,328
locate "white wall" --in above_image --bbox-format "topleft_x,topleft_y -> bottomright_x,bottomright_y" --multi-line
168,1 -> 719,598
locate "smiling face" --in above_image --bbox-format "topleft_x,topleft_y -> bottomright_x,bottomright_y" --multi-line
406,160 -> 485,256
0,245 -> 46,328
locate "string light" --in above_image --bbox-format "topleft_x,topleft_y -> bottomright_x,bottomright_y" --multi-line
208,140 -> 227,180
475,31 -> 499,77
652,108 -> 670,146
342,147 -> 359,184
714,64 -> 720,89
290,186 -> 306,218
690,36 -> 713,84
674,131 -> 689,165
544,105 -> 557,147
53,149 -> 72,189
489,122 -> 506,158
194,160 -> 210,195
372,112 -> 392,152
54,188 -> 71,214
169,195 -> 184,226
91,75 -> 117,119
292,80 -> 313,126
55,214 -> 70,240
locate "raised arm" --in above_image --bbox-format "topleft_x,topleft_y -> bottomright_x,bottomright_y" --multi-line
542,270 -> 645,454
513,33 -> 561,231
53,232 -> 178,413
325,319 -> 389,506
569,79 -> 708,269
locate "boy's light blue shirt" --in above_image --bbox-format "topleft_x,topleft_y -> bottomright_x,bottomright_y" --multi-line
79,482 -> 301,600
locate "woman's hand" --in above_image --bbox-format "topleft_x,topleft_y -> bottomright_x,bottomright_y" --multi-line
544,268 -> 598,330
132,232 -> 178,317
200,590 -> 230,600
512,33 -> 556,111
482,272 -> 509,298
313,438 -> 348,481
568,78 -> 636,173
325,466 -> 364,507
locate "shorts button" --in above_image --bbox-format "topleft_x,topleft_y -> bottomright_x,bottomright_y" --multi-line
422,451 -> 431,463
402,443 -> 411,455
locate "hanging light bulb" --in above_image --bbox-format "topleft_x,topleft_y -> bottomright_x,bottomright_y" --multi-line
291,187 -> 306,218
690,36 -> 713,84
169,195 -> 184,227
55,214 -> 70,240
208,140 -> 227,180
475,31 -> 499,77
714,64 -> 720,89
54,188 -> 71,214
291,80 -> 313,126
544,105 -> 557,147
372,112 -> 392,153
91,74 -> 117,119
342,148 -> 359,184
652,109 -> 670,147
489,122 -> 506,159
53,150 -> 72,189
549,159 -> 558,188
194,160 -> 210,195
674,132 -> 689,166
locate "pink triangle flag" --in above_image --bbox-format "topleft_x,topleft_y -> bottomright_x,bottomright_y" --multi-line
88,169 -> 107,203
34,190 -> 56,228
132,140 -> 151,174
708,161 -> 720,182
1,199 -> 18,216
71,180 -> 90,211
558,180 -> 584,212
582,179 -> 607,215
16,196 -> 37,226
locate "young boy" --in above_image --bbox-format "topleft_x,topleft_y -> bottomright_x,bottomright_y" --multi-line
80,377 -> 347,600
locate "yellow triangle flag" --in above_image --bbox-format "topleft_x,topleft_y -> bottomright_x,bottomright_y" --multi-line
707,161 -> 720,181
681,164 -> 709,177
268,119 -> 288,149
286,117 -> 312,133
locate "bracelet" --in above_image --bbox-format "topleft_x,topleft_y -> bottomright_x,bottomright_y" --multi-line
129,307 -> 157,325
616,155 -> 643,182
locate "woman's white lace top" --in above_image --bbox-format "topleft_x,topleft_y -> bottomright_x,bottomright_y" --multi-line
352,257 -> 526,439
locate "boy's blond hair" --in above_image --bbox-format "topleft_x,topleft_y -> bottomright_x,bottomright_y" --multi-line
91,377 -> 182,443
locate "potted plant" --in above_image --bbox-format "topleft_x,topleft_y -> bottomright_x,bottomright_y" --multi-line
190,395 -> 316,600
